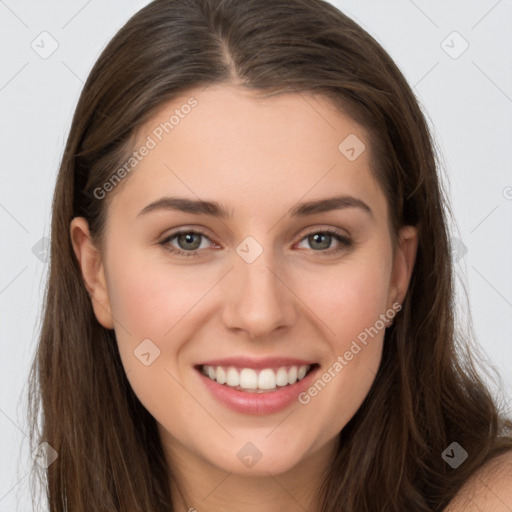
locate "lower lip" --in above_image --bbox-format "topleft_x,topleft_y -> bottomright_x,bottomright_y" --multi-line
196,366 -> 319,415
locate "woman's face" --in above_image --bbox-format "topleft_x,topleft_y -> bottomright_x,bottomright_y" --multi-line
71,84 -> 417,477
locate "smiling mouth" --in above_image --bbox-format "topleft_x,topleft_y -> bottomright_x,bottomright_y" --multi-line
197,364 -> 319,393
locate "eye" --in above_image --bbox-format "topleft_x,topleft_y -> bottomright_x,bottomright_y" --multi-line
159,228 -> 353,258
296,229 -> 352,254
159,230 -> 215,257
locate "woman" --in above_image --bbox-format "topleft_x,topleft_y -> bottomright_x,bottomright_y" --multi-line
27,0 -> 512,510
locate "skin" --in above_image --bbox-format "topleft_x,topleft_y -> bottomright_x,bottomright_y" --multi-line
445,452 -> 512,511
70,84 -> 419,511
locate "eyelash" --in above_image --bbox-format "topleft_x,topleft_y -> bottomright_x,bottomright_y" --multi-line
159,228 -> 353,258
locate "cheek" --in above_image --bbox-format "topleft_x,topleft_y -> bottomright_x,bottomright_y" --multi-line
301,246 -> 393,348
104,249 -> 207,424
106,247 -> 216,345
292,246 -> 393,440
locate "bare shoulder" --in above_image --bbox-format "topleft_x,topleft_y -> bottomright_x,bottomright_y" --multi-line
444,450 -> 512,512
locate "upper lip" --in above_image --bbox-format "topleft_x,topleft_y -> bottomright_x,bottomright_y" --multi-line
195,356 -> 317,370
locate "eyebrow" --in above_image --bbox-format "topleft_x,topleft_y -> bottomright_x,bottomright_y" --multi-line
138,195 -> 373,219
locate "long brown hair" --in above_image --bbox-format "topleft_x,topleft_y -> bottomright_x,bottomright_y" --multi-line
27,0 -> 512,510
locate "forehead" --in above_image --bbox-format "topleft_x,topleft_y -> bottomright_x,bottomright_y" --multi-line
109,84 -> 387,221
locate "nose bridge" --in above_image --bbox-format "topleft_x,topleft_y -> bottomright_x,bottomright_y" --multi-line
220,238 -> 298,339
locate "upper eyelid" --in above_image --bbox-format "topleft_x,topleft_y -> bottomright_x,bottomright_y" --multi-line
161,228 -> 215,244
161,226 -> 351,248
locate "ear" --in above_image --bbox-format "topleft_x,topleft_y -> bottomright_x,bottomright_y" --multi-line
387,225 -> 418,308
69,217 -> 114,329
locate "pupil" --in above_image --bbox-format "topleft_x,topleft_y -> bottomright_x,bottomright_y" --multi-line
310,233 -> 331,250
179,233 -> 201,250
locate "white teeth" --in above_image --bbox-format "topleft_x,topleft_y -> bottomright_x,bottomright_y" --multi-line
239,368 -> 258,389
288,366 -> 298,385
226,367 -> 239,387
258,369 -> 276,390
297,365 -> 308,380
201,364 -> 312,391
216,366 -> 227,384
275,367 -> 289,386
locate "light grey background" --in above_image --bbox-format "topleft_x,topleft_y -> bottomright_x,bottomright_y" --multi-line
0,1 -> 511,509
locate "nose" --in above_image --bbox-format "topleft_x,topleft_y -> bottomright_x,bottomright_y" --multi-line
220,248 -> 299,341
